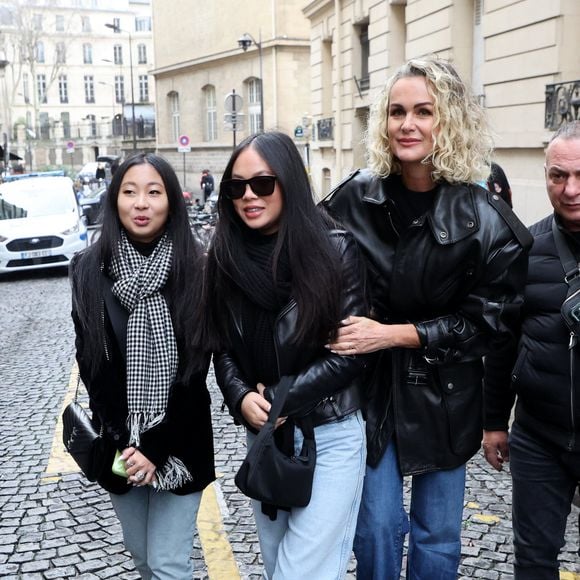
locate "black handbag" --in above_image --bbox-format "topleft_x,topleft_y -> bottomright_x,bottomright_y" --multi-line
234,376 -> 316,508
62,377 -> 107,482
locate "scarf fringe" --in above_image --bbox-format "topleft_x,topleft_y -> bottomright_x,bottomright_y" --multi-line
156,456 -> 194,490
128,412 -> 164,447
128,413 -> 193,491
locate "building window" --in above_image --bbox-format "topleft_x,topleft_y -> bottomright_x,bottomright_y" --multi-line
114,44 -> 123,65
39,112 -> 50,140
23,73 -> 30,103
55,15 -> 64,32
55,42 -> 66,64
84,75 -> 95,103
137,43 -> 147,64
32,13 -> 42,31
36,41 -> 45,63
112,17 -> 120,32
61,112 -> 70,139
139,75 -> 149,102
58,75 -> 68,103
115,75 -> 125,104
86,114 -> 97,137
169,91 -> 180,142
358,25 -> 370,92
247,78 -> 262,134
135,16 -> 151,32
81,16 -> 91,32
204,86 -> 217,141
37,74 -> 47,103
83,43 -> 92,64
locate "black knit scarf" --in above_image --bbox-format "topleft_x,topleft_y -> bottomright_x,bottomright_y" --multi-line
230,229 -> 292,385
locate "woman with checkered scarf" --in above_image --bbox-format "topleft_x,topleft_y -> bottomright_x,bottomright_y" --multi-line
70,153 -> 215,579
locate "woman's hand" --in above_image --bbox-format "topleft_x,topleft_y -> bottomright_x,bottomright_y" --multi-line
121,447 -> 157,487
241,386 -> 287,430
240,391 -> 272,430
326,316 -> 421,355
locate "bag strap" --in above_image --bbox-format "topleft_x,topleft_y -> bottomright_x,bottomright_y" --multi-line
266,376 -> 293,425
73,373 -> 81,401
552,217 -> 580,292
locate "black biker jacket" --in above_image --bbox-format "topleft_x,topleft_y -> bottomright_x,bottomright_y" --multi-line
214,230 -> 368,428
324,170 -> 532,474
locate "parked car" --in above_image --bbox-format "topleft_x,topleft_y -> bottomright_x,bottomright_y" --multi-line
77,183 -> 107,226
0,174 -> 88,274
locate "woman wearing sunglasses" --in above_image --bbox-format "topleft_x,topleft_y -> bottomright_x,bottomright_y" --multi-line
202,131 -> 368,579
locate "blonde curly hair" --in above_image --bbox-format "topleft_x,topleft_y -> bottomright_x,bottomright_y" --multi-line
366,56 -> 493,184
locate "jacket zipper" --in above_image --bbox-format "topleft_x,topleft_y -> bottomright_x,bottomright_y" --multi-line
101,299 -> 110,361
568,332 -> 576,450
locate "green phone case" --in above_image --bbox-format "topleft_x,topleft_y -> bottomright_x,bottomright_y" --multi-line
112,450 -> 128,478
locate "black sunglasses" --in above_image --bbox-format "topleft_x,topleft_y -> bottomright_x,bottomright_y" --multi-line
221,176 -> 277,200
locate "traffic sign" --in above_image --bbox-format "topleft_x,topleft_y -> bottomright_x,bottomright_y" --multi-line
224,113 -> 245,131
224,92 -> 244,113
294,125 -> 304,138
66,140 -> 75,153
178,134 -> 191,153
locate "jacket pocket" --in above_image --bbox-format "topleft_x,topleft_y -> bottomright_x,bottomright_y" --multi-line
435,360 -> 484,458
510,344 -> 529,392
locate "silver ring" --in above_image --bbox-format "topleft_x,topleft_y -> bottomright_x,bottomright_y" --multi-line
135,471 -> 145,482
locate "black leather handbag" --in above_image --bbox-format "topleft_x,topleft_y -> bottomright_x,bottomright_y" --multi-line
62,378 -> 107,482
235,376 -> 317,508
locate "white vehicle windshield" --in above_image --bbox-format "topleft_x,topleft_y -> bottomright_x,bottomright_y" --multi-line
0,180 -> 76,220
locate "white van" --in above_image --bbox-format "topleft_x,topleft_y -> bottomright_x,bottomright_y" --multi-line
0,175 -> 88,274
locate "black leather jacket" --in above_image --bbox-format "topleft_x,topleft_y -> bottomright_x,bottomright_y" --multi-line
214,230 -> 368,428
324,170 -> 532,474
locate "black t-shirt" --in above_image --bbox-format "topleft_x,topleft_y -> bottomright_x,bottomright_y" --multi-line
388,175 -> 438,231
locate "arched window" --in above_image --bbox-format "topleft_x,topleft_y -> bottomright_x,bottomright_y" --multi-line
246,77 -> 262,133
168,91 -> 180,142
203,85 -> 217,141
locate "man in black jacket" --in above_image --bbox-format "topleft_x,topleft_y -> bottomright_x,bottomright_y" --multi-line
484,120 -> 580,579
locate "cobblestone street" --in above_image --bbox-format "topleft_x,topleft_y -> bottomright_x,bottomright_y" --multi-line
0,268 -> 579,579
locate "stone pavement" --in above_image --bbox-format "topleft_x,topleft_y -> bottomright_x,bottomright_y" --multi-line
0,269 -> 579,579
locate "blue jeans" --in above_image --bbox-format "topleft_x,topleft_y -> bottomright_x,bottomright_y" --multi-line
249,410 -> 366,579
510,423 -> 580,579
354,441 -> 465,580
110,486 -> 202,580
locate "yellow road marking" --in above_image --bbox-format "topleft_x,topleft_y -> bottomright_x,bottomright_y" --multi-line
43,366 -> 81,481
43,365 -> 241,578
198,481 -> 241,578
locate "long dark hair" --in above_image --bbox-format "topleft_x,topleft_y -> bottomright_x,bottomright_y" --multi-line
71,152 -> 207,379
202,131 -> 343,350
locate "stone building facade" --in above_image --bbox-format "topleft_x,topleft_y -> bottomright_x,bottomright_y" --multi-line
150,0 -> 311,195
0,0 -> 154,174
303,0 -> 580,223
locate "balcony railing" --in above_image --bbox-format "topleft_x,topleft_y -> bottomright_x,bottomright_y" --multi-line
545,80 -> 580,130
316,117 -> 334,141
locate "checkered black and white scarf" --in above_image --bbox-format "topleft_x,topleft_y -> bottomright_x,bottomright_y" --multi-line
109,231 -> 193,490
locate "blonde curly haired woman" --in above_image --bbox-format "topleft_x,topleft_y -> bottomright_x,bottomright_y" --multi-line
324,56 -> 532,579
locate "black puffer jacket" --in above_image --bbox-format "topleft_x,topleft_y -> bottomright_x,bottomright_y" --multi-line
324,170 -> 532,474
484,214 -> 580,452
214,230 -> 368,428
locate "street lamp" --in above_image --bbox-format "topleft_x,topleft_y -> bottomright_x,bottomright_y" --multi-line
237,31 -> 264,132
105,23 -> 137,152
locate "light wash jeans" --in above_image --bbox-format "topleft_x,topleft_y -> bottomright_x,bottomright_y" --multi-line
109,486 -> 201,580
248,410 -> 366,580
354,441 -> 466,580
